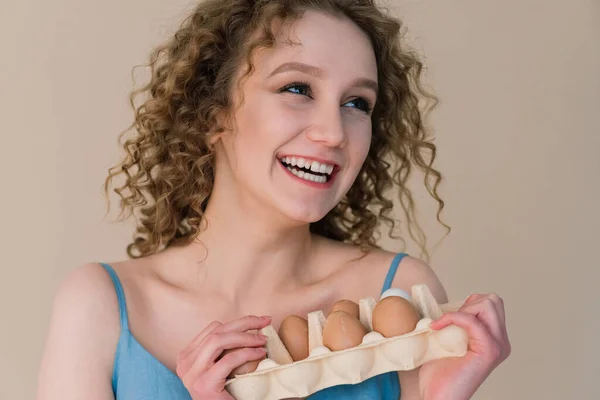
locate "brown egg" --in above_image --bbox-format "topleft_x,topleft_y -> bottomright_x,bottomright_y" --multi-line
278,315 -> 309,361
322,310 -> 367,351
330,299 -> 360,319
372,295 -> 420,338
223,348 -> 266,378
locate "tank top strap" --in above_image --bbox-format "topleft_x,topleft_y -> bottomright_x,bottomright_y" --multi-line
380,253 -> 407,295
99,262 -> 130,331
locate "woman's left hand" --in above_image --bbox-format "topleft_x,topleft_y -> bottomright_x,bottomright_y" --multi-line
418,293 -> 511,400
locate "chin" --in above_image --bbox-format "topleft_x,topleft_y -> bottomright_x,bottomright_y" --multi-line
279,202 -> 334,226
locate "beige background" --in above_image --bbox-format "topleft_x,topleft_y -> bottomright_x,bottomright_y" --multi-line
1,0 -> 598,399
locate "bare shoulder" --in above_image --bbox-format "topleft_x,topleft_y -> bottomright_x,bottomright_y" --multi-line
50,262 -> 122,326
314,237 -> 448,305
44,262 -> 122,340
36,262 -> 121,399
381,251 -> 448,304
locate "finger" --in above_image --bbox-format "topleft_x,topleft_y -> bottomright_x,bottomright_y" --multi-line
453,293 -> 485,310
488,293 -> 510,352
430,311 -> 499,358
206,347 -> 268,386
218,315 -> 272,334
184,331 -> 268,381
178,315 -> 270,371
488,293 -> 506,327
459,296 -> 504,344
464,293 -> 486,304
203,331 -> 269,363
179,321 -> 222,364
463,294 -> 506,332
459,300 -> 501,343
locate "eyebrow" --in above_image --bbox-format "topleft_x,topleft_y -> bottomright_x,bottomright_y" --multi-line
269,62 -> 324,78
268,61 -> 379,93
350,77 -> 379,94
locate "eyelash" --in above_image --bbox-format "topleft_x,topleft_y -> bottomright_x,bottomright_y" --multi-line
280,81 -> 373,114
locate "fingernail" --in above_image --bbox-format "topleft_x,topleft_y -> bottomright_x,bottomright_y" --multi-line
260,316 -> 272,322
255,347 -> 267,353
257,334 -> 268,341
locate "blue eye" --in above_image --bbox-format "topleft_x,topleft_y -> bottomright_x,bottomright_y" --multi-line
279,82 -> 373,114
281,81 -> 311,97
344,97 -> 373,114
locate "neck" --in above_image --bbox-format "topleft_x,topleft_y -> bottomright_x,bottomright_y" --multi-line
182,175 -> 317,303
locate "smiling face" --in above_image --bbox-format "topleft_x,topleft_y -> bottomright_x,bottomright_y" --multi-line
214,10 -> 378,224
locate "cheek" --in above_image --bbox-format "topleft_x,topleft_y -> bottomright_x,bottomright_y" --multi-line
346,125 -> 372,164
228,105 -> 270,160
234,92 -> 302,144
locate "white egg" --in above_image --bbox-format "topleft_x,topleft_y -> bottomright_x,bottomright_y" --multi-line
380,288 -> 412,302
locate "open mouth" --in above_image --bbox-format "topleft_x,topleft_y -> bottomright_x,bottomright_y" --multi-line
278,156 -> 337,184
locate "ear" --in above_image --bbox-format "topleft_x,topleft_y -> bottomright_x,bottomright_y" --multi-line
208,129 -> 223,145
208,109 -> 234,145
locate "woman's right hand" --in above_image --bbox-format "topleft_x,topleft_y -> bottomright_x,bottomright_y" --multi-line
176,315 -> 272,399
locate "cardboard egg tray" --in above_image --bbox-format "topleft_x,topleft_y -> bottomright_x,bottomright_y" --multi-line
225,284 -> 468,400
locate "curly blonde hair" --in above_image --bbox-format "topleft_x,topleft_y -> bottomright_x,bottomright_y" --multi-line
104,0 -> 449,260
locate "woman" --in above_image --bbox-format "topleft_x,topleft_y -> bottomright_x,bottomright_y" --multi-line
36,0 -> 511,399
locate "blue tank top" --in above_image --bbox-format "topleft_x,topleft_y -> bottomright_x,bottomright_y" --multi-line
100,253 -> 406,399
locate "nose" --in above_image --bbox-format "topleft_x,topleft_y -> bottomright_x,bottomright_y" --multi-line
305,106 -> 347,148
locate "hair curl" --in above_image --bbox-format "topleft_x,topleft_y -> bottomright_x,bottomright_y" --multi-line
104,0 -> 449,261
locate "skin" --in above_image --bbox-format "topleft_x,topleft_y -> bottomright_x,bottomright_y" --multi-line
36,11 -> 510,400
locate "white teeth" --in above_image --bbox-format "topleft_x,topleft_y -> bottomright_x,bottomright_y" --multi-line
285,165 -> 326,183
280,157 -> 335,177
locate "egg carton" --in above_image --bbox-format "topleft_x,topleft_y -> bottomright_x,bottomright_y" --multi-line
224,284 -> 468,400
